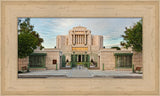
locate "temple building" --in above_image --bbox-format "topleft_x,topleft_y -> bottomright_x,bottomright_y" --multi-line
18,26 -> 142,71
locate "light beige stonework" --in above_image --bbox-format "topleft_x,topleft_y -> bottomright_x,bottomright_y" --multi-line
133,52 -> 143,70
100,50 -> 116,70
56,26 -> 103,52
56,26 -> 103,67
18,26 -> 142,71
43,49 -> 62,70
18,57 -> 29,71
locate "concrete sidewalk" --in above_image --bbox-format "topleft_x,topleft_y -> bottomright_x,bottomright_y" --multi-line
67,68 -> 93,78
18,68 -> 143,78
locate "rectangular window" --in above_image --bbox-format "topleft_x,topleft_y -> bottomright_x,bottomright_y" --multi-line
29,53 -> 46,68
114,53 -> 133,68
53,60 -> 57,64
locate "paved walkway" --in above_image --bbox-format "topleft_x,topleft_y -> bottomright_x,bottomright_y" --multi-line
67,67 -> 93,78
18,68 -> 142,78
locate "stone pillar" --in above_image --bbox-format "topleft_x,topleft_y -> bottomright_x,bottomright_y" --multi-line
84,35 -> 85,44
81,35 -> 83,44
80,35 -> 81,44
75,35 -> 76,44
72,35 -> 73,45
80,35 -> 82,44
74,34 -> 76,44
79,35 -> 80,44
86,35 -> 87,45
83,35 -> 84,44
86,35 -> 88,45
84,34 -> 86,44
82,35 -> 83,44
76,35 -> 77,44
77,35 -> 78,44
72,35 -> 73,44
73,34 -> 75,45
77,35 -> 79,44
74,35 -> 75,45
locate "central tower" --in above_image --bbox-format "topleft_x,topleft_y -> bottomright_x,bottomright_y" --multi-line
56,26 -> 103,68
68,26 -> 91,52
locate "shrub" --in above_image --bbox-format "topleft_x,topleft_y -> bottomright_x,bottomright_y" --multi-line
132,64 -> 135,73
18,71 -> 23,73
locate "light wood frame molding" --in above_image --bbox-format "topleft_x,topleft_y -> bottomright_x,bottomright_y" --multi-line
0,0 -> 159,96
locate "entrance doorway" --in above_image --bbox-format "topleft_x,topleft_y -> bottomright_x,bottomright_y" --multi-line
78,55 -> 81,62
71,54 -> 90,67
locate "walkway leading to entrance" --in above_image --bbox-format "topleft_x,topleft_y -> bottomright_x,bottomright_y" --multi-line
67,67 -> 93,78
18,68 -> 142,78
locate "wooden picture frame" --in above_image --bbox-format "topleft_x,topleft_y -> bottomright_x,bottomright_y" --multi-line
0,0 -> 159,95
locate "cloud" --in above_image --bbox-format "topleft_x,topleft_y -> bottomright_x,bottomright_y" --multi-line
27,18 -> 141,48
105,43 -> 121,48
103,35 -> 111,40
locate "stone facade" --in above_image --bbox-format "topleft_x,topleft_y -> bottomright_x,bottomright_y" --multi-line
132,52 -> 143,70
55,26 -> 103,69
18,57 -> 29,71
56,26 -> 103,54
44,49 -> 62,70
34,49 -> 62,70
18,26 -> 143,71
100,49 -> 116,70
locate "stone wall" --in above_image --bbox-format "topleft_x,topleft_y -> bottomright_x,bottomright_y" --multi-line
132,52 -> 143,70
44,50 -> 61,70
18,57 -> 29,71
99,49 -> 135,71
18,50 -> 142,71
100,50 -> 116,70
18,49 -> 61,71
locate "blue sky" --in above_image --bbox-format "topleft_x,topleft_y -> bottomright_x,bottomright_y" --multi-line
20,18 -> 141,48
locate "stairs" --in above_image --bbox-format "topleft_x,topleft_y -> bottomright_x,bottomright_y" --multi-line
67,67 -> 93,78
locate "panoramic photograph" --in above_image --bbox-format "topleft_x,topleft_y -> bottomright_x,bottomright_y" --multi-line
18,18 -> 143,78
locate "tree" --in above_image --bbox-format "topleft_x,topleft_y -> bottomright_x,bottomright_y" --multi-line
18,18 -> 44,58
120,19 -> 142,52
111,46 -> 120,50
18,32 -> 38,58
